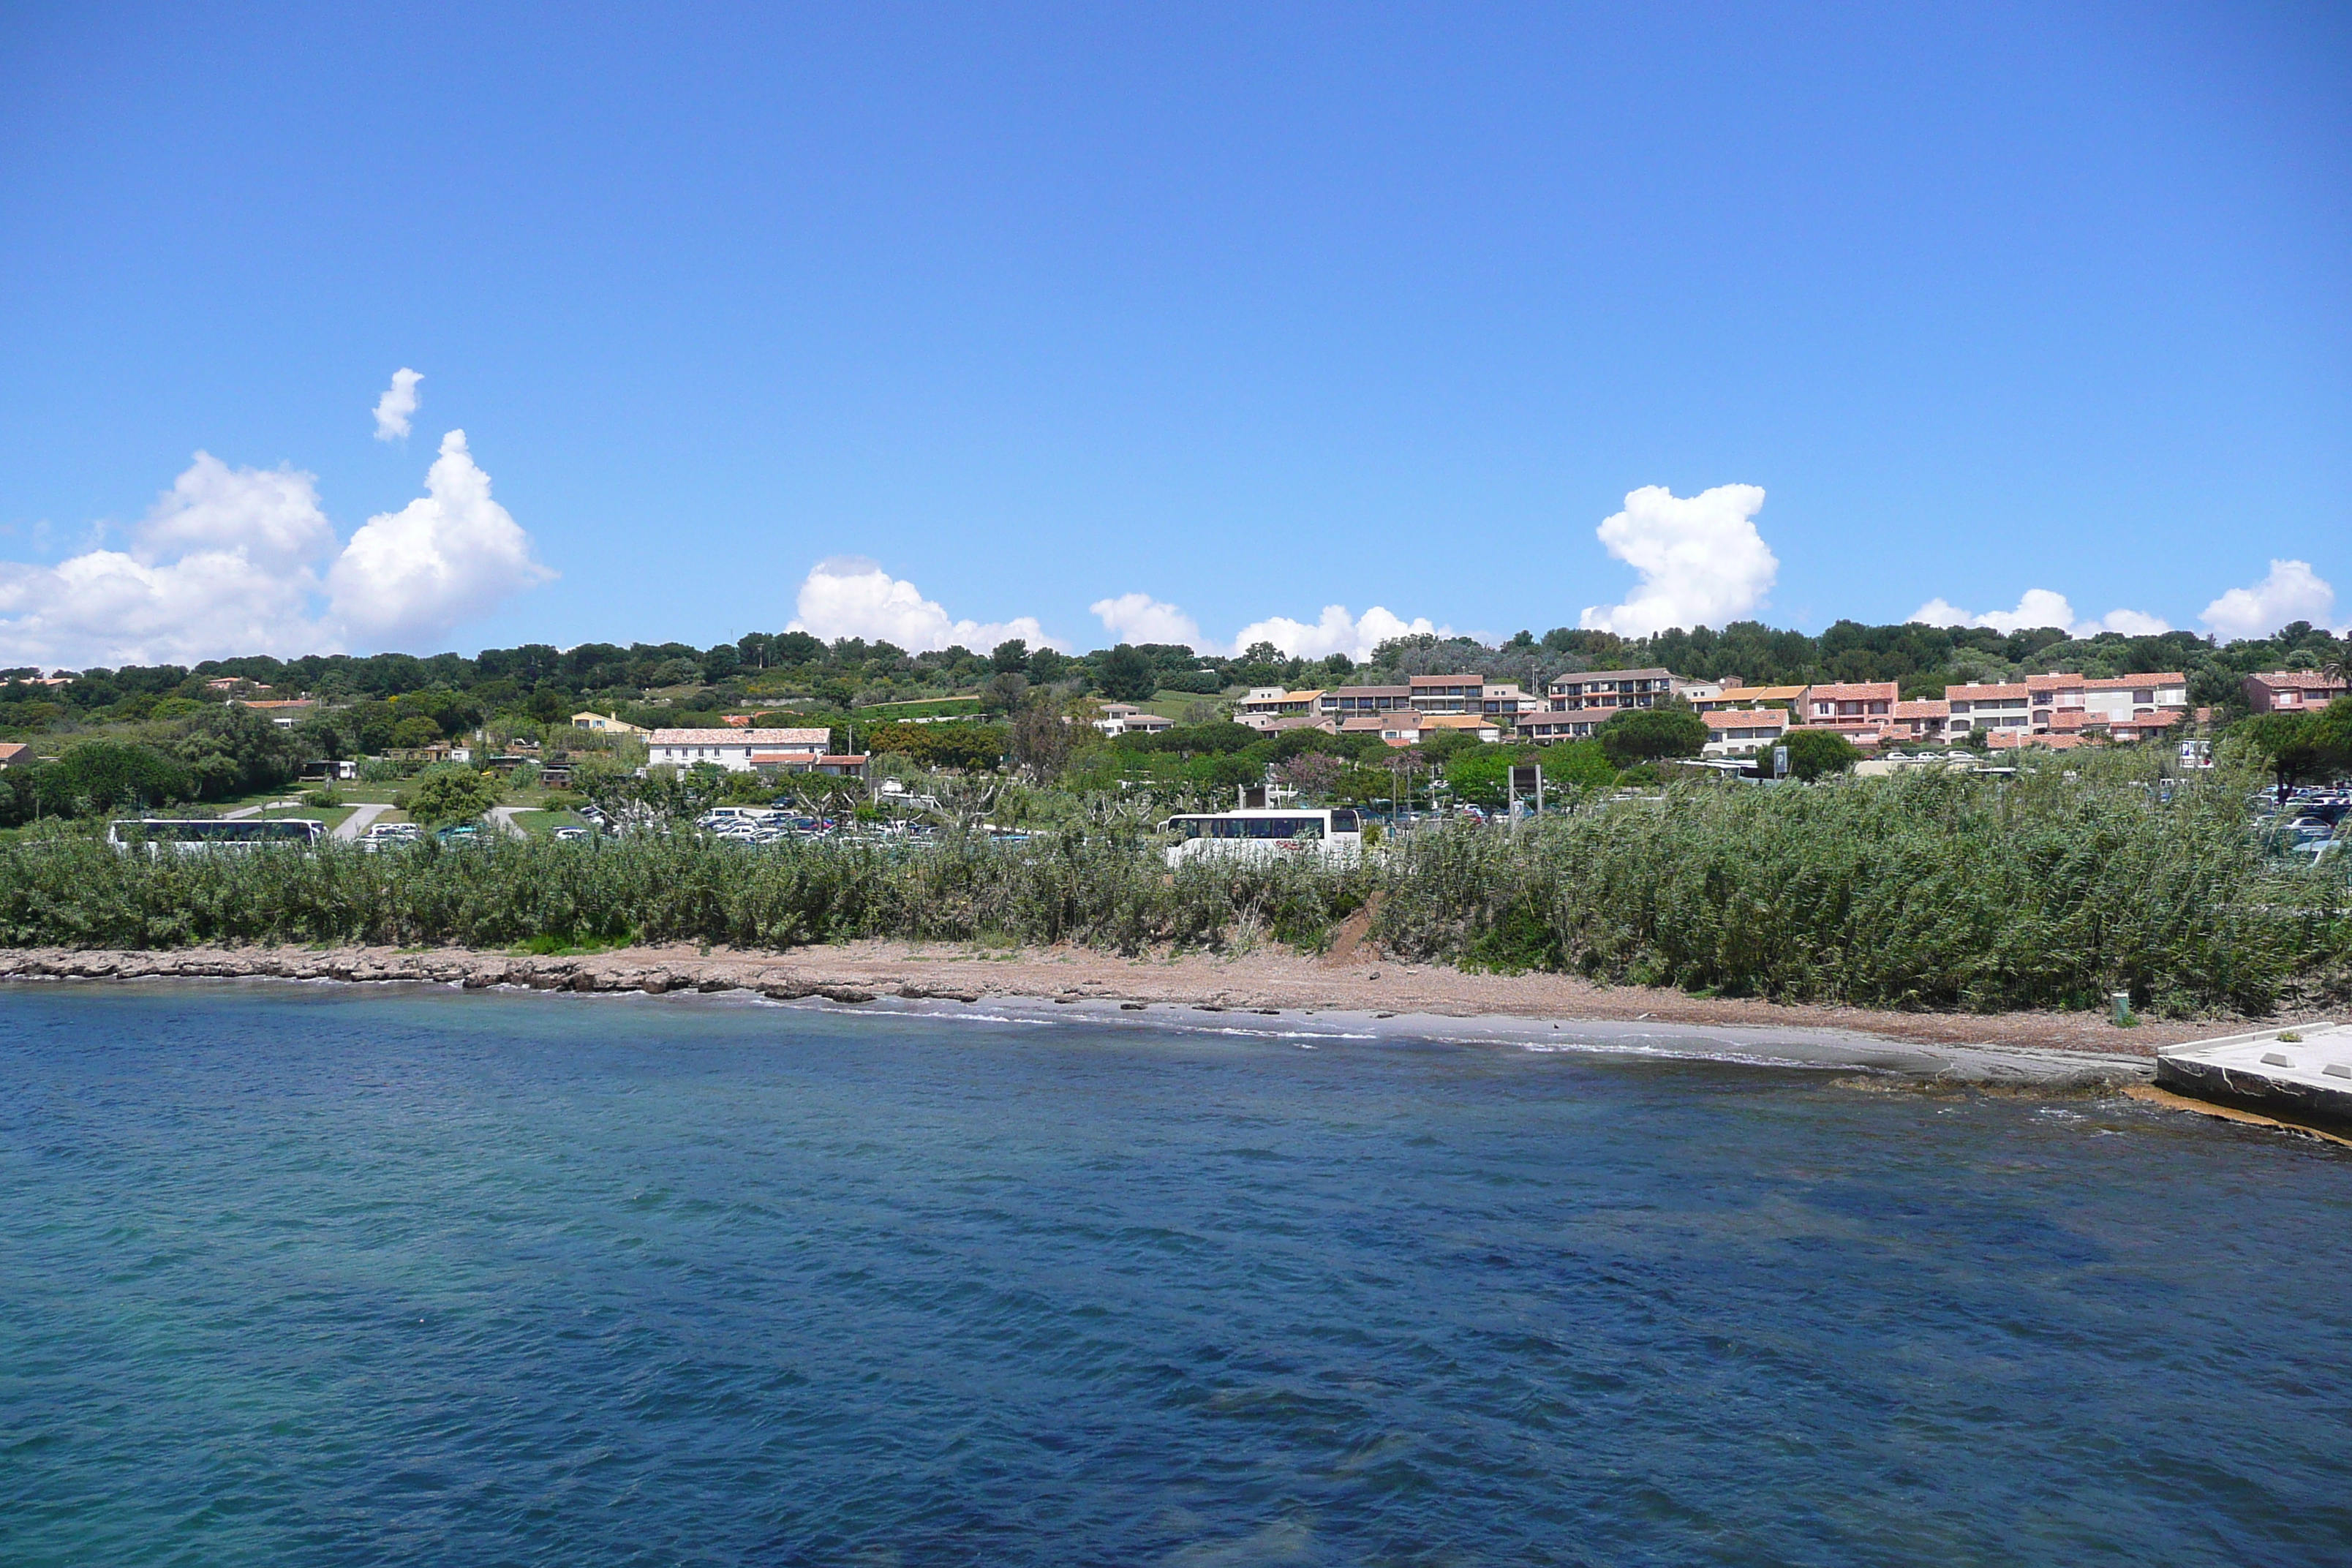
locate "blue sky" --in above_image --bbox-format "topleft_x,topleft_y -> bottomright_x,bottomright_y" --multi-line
1,2 -> 2346,666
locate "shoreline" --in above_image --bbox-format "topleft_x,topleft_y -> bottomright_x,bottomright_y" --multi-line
5,938 -> 2287,1088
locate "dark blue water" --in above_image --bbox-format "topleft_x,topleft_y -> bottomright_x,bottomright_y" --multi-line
2,985 -> 2347,1566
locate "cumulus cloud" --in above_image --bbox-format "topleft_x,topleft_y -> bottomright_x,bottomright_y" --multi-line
1091,592 -> 1208,650
0,456 -> 336,667
372,368 -> 423,441
1231,604 -> 1443,663
1910,589 -> 2171,639
1579,483 -> 1777,638
787,559 -> 1062,653
326,430 -> 554,647
2200,559 -> 2340,642
0,431 -> 551,668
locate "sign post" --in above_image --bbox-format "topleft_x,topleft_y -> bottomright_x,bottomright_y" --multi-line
1772,745 -> 1790,781
1509,764 -> 1542,828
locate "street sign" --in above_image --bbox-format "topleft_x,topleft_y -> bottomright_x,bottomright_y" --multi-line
1772,745 -> 1790,779
1509,764 -> 1541,794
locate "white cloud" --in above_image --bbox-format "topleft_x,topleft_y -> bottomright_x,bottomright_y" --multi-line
0,431 -> 555,668
326,430 -> 554,647
372,368 -> 423,441
1231,604 -> 1443,663
2200,559 -> 2339,642
1579,483 -> 1777,638
140,451 -> 339,570
1091,592 -> 1207,650
1910,589 -> 2171,639
0,455 -> 336,667
787,558 -> 1061,653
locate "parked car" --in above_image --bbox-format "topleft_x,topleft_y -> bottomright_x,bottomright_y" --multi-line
552,825 -> 590,843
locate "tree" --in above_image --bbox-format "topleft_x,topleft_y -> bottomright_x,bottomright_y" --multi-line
990,638 -> 1031,675
1536,739 -> 1616,788
170,704 -> 298,798
399,764 -> 503,827
2239,712 -> 2346,804
1273,750 -> 1345,799
981,671 -> 1028,715
1596,706 -> 1708,767
1096,644 -> 1158,703
29,742 -> 195,818
1010,696 -> 1079,780
1442,747 -> 1522,808
1781,728 -> 1862,780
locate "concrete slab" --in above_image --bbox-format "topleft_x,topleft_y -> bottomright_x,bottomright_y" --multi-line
2155,1021 -> 2352,1129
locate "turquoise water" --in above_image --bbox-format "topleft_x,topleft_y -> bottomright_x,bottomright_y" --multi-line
2,984 -> 2348,1566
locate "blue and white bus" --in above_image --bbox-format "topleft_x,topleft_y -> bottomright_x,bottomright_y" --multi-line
107,818 -> 326,856
1160,806 -> 1364,867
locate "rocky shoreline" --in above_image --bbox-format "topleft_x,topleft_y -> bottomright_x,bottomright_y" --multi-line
0,945 -> 939,1004
0,941 -> 2226,1090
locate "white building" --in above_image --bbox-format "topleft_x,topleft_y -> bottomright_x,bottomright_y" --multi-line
1095,704 -> 1176,737
647,727 -> 829,772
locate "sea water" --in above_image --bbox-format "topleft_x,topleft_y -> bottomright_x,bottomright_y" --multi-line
1,984 -> 2346,1567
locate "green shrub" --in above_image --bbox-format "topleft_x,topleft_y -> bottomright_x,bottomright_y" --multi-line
0,767 -> 2340,1016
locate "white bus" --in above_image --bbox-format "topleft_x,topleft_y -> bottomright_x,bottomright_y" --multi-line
107,818 -> 326,856
1161,806 -> 1364,867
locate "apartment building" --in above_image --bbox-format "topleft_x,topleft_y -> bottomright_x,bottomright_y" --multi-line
2028,672 -> 2190,728
1943,682 -> 2032,736
1408,674 -> 1486,714
1798,681 -> 1899,739
1544,668 -> 1684,715
1702,709 -> 1790,758
1478,682 -> 1539,716
2243,670 -> 2347,713
1515,712 -> 1605,742
1313,685 -> 1412,720
1888,699 -> 1955,742
1688,683 -> 1806,715
1341,712 -> 1427,746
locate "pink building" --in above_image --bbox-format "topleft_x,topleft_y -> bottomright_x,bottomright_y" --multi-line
2243,671 -> 2347,713
1797,682 -> 1899,742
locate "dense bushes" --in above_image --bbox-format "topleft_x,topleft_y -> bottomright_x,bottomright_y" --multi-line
1,769 -> 2341,1016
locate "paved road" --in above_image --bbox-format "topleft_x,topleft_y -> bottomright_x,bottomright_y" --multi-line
335,802 -> 394,841
486,805 -> 532,840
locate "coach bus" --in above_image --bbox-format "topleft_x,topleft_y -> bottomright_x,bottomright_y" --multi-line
1160,804 -> 1365,867
106,818 -> 326,856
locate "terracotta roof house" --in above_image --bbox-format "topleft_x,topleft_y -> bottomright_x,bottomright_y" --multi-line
1689,683 -> 1806,713
1702,709 -> 1790,757
2244,670 -> 2347,713
1942,682 -> 2032,734
1888,698 -> 1953,740
573,711 -> 649,735
1798,682 -> 1899,739
2028,672 -> 2190,731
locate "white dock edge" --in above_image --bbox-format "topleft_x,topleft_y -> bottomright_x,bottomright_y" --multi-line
2155,1021 -> 2352,1129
